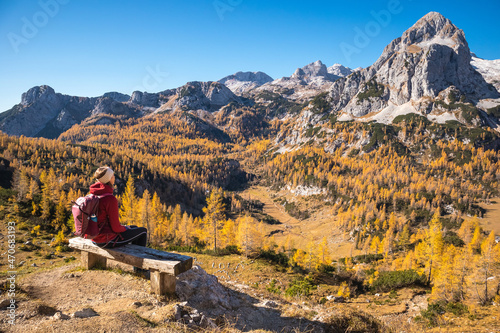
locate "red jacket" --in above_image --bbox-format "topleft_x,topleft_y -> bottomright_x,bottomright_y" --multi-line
86,182 -> 127,243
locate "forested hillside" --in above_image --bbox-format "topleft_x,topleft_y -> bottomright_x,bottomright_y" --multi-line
2,106 -> 500,319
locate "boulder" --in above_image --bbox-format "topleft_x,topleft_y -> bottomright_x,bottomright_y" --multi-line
176,265 -> 238,310
72,308 -> 99,318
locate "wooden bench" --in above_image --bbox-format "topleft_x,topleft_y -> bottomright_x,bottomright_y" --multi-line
69,238 -> 193,295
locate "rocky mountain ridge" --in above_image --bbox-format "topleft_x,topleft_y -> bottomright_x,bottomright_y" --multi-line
471,54 -> 500,92
1,12 -> 499,139
0,85 -> 139,138
251,60 -> 354,102
0,81 -> 245,138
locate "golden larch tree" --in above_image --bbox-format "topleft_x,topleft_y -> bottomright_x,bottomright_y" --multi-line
119,175 -> 137,226
236,215 -> 262,257
203,188 -> 226,251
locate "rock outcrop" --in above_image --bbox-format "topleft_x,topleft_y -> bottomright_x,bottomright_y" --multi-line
91,97 -> 137,117
176,265 -> 240,311
102,91 -> 130,103
175,265 -> 322,331
291,60 -> 340,84
129,91 -> 161,108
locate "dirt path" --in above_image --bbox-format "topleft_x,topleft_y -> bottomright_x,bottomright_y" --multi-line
19,264 -> 155,314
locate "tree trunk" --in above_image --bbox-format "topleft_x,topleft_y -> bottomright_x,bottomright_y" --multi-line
213,220 -> 217,251
484,266 -> 489,305
428,258 -> 433,284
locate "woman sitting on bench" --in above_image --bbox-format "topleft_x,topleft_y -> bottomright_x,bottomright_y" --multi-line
88,166 -> 148,249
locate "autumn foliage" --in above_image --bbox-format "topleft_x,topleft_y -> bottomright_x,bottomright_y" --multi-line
2,111 -> 500,306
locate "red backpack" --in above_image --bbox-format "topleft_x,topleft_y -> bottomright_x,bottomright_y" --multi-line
71,193 -> 112,239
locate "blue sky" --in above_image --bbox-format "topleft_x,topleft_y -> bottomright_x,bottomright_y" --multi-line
1,0 -> 499,112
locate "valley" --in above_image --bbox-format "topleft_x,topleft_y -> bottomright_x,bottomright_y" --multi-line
238,185 -> 358,260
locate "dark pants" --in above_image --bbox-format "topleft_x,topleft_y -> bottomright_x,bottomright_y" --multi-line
96,226 -> 148,248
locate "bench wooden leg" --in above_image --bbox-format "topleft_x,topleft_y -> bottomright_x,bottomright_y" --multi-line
81,251 -> 107,269
150,271 -> 176,295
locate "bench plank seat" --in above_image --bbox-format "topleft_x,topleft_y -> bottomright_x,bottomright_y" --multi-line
69,237 -> 193,295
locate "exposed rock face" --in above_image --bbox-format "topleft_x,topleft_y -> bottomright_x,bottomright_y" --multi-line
130,91 -> 161,108
173,81 -> 243,112
1,86 -> 73,137
2,13 -> 499,137
102,91 -> 130,102
133,81 -> 244,114
256,60 -> 342,101
219,71 -> 273,95
0,81 -> 244,137
328,12 -> 499,123
21,85 -> 58,107
291,60 -> 339,83
91,97 -> 137,117
52,96 -> 97,132
373,11 -> 477,100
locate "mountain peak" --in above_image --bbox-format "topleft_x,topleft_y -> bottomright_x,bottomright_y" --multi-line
289,60 -> 346,85
327,64 -> 353,77
291,60 -> 328,80
21,85 -> 56,106
414,11 -> 447,26
401,11 -> 465,48
218,71 -> 273,95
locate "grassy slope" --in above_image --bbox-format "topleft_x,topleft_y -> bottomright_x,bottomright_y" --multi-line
477,199 -> 500,234
1,207 -> 500,332
238,185 -> 361,260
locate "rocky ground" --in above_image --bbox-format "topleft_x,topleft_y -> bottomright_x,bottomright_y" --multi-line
0,262 -> 326,332
3,252 -> 496,333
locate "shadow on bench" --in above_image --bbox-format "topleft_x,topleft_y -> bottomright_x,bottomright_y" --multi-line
69,237 -> 193,295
